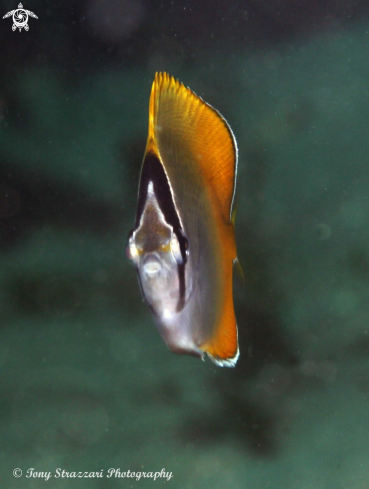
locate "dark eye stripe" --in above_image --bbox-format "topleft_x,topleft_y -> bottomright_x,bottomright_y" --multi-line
135,152 -> 180,230
135,152 -> 188,265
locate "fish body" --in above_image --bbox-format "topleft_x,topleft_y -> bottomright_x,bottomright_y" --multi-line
127,73 -> 239,367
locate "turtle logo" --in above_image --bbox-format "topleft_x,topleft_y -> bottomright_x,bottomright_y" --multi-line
3,3 -> 38,31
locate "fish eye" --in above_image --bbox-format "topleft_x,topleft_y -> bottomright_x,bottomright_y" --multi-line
182,234 -> 189,257
126,235 -> 142,263
170,233 -> 183,265
172,230 -> 189,265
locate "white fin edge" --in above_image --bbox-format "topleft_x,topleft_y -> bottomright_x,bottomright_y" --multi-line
206,344 -> 239,368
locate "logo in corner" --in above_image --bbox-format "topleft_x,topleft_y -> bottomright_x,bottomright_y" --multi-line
3,3 -> 38,31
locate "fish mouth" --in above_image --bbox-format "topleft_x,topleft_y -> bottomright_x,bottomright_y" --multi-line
142,253 -> 162,275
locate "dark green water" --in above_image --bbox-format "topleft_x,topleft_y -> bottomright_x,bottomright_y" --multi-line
1,1 -> 369,487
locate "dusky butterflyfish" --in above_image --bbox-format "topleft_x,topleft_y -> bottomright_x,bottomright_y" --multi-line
127,72 -> 239,367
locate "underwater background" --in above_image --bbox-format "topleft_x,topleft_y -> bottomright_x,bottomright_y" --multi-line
2,0 -> 369,487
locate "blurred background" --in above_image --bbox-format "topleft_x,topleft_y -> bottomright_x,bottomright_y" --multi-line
2,0 -> 369,487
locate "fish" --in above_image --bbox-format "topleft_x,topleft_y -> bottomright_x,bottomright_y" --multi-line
127,72 -> 239,367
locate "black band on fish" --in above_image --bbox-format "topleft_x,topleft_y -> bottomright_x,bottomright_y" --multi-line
135,151 -> 188,265
176,263 -> 186,312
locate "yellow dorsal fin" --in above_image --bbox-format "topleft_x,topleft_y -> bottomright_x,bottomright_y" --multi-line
147,72 -> 237,222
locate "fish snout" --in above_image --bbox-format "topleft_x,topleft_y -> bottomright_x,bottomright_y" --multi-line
142,253 -> 163,277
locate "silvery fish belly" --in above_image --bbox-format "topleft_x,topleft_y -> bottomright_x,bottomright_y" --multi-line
127,72 -> 239,367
